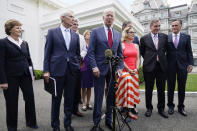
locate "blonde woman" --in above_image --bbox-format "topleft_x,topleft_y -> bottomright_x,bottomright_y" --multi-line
116,27 -> 140,120
81,30 -> 94,111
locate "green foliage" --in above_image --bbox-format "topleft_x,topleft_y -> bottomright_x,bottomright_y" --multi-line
138,66 -> 144,84
34,70 -> 43,80
139,74 -> 197,92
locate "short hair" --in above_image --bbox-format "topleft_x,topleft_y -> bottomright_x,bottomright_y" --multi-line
83,30 -> 91,38
60,10 -> 74,22
172,19 -> 182,25
74,18 -> 79,22
121,27 -> 133,42
4,19 -> 22,35
103,8 -> 115,16
122,21 -> 132,30
150,19 -> 160,27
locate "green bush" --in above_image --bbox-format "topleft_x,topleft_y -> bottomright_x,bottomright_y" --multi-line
34,70 -> 43,80
138,66 -> 144,84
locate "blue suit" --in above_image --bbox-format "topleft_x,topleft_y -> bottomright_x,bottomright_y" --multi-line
133,36 -> 139,45
44,26 -> 80,128
167,33 -> 194,109
88,26 -> 123,125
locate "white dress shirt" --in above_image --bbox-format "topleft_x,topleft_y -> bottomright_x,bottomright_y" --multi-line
151,33 -> 158,48
7,36 -> 23,48
104,25 -> 113,40
79,34 -> 87,59
60,24 -> 71,50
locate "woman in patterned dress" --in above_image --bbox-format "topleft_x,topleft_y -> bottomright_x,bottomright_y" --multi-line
116,27 -> 140,120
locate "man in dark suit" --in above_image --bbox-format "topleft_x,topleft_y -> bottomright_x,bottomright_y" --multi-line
43,10 -> 80,131
88,8 -> 123,131
167,19 -> 194,116
122,21 -> 139,45
71,18 -> 87,117
140,19 -> 168,118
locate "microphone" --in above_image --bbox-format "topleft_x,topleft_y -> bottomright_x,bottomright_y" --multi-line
105,49 -> 113,60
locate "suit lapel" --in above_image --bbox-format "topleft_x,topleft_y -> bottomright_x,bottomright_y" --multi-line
69,30 -> 74,51
148,33 -> 156,50
101,26 -> 110,48
56,27 -> 67,50
168,33 -> 176,48
112,29 -> 117,49
158,33 -> 162,49
6,38 -> 23,53
177,33 -> 183,49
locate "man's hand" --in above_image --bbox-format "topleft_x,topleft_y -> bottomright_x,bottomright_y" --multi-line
187,65 -> 193,73
93,67 -> 100,78
0,83 -> 8,90
43,72 -> 50,83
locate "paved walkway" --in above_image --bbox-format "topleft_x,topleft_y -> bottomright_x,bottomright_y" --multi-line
0,80 -> 197,131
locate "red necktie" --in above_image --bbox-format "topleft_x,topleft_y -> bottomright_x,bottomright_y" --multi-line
108,28 -> 113,48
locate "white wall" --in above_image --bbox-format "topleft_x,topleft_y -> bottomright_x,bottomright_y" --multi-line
0,0 -> 58,70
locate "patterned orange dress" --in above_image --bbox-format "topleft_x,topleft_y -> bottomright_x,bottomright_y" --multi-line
116,42 -> 140,108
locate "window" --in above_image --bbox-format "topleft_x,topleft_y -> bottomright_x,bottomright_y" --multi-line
175,11 -> 181,17
145,15 -> 148,20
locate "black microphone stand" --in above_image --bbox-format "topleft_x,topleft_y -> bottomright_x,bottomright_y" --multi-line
106,56 -> 132,131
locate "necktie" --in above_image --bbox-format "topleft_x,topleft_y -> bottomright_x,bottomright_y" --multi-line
108,28 -> 113,48
154,35 -> 158,50
174,35 -> 178,48
154,35 -> 159,61
65,29 -> 70,50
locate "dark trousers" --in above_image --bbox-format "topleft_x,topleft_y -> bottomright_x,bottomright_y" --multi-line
51,69 -> 78,128
93,71 -> 115,125
144,62 -> 166,111
167,63 -> 188,109
3,75 -> 37,130
72,73 -> 81,113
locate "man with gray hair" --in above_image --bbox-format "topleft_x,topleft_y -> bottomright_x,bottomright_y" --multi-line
43,10 -> 80,131
88,8 -> 123,131
71,18 -> 87,117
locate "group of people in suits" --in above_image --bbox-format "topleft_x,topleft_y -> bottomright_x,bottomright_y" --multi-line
0,8 -> 194,131
140,19 -> 194,119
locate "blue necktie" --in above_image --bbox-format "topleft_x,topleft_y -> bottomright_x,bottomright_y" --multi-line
65,29 -> 70,50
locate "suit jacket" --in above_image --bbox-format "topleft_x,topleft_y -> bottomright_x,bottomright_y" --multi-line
0,38 -> 33,84
167,33 -> 194,70
133,36 -> 139,45
140,33 -> 168,72
43,26 -> 80,77
88,26 -> 123,75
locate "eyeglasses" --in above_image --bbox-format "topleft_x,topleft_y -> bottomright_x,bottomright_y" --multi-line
128,31 -> 135,34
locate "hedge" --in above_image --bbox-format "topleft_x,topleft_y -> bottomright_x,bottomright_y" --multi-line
34,67 -> 145,83
34,70 -> 43,80
138,66 -> 144,84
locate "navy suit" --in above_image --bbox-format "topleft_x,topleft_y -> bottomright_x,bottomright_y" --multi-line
140,33 -> 168,111
167,33 -> 194,109
44,27 -> 80,128
88,26 -> 123,125
133,36 -> 139,45
0,38 -> 37,130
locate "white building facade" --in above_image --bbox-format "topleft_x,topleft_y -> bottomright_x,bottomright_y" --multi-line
0,0 -> 144,70
132,0 -> 197,65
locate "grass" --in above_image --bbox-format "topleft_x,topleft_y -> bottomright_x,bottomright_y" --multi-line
139,74 -> 197,92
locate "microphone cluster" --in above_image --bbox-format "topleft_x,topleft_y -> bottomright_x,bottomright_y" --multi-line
105,49 -> 122,67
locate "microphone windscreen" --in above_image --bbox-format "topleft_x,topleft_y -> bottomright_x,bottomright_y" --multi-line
105,49 -> 113,59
